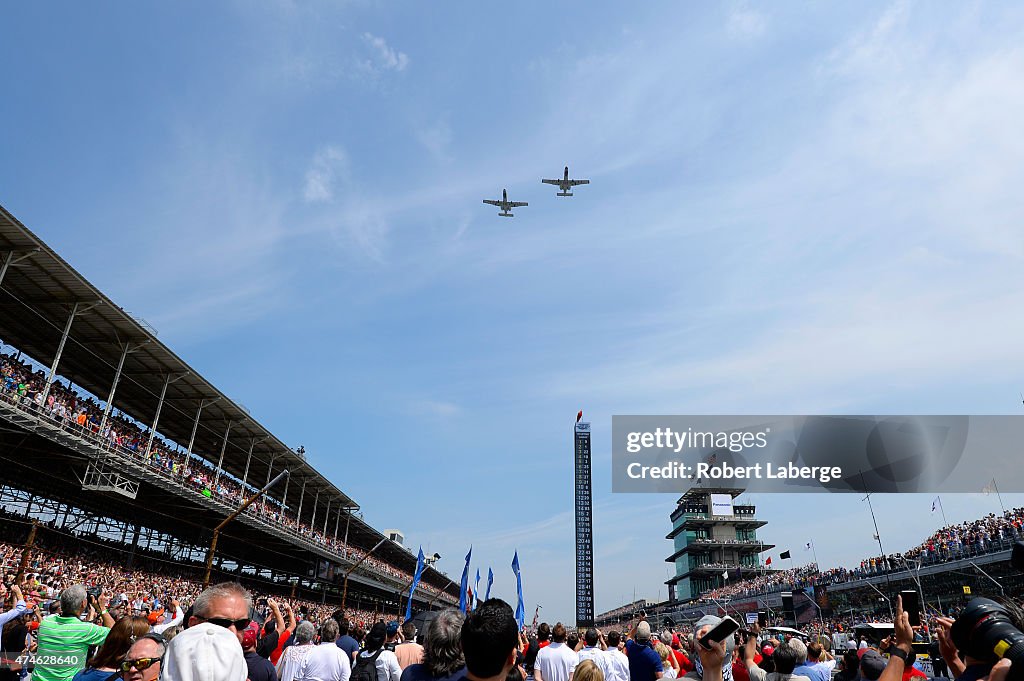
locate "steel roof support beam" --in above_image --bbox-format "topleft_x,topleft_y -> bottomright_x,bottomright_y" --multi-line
213,421 -> 234,488
99,340 -> 148,434
323,499 -> 330,536
343,510 -> 352,558
186,397 -> 221,459
41,301 -> 99,405
296,480 -> 306,525
310,489 -> 320,532
241,441 -> 255,490
0,249 -> 39,288
144,372 -> 188,458
281,463 -> 290,513
334,509 -> 340,542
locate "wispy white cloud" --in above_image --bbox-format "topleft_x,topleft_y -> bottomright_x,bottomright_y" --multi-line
303,146 -> 349,203
362,32 -> 409,72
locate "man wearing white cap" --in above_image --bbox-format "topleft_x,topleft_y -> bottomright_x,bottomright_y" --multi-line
161,622 -> 247,681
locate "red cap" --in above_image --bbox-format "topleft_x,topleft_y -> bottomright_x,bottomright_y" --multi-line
242,621 -> 260,649
761,645 -> 775,656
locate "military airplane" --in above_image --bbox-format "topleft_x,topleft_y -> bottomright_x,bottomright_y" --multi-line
542,166 -> 590,196
483,189 -> 528,217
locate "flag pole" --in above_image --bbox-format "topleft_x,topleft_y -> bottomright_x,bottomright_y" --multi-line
937,496 -> 949,528
993,480 -> 1007,516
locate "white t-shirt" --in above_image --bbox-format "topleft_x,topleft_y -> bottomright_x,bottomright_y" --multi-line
578,646 -> 610,679
355,648 -> 402,681
604,649 -> 630,681
537,642 -> 579,681
298,642 -> 352,681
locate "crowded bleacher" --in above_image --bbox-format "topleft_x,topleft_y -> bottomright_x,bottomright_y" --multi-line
0,348 -> 445,598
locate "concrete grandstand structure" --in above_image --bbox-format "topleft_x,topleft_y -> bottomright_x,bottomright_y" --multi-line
0,203 -> 459,613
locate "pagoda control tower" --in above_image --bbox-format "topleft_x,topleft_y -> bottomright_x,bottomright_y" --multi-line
665,487 -> 772,602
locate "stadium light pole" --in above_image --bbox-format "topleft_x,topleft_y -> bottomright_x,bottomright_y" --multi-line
203,469 -> 289,587
341,537 -> 389,610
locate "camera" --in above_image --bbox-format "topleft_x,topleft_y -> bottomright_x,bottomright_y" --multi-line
950,598 -> 1024,679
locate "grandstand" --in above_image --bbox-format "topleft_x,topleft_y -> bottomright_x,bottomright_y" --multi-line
597,501 -> 1024,631
0,203 -> 459,615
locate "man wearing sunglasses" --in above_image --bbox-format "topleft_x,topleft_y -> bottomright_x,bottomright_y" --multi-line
121,634 -> 166,681
187,583 -> 252,646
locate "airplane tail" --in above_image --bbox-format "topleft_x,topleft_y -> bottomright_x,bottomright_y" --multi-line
557,191 -> 573,197
500,212 -> 514,218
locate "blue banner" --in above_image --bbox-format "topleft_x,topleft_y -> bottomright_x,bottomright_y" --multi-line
405,546 -> 425,620
485,567 -> 493,601
512,551 -> 524,629
474,569 -> 481,610
459,546 -> 472,612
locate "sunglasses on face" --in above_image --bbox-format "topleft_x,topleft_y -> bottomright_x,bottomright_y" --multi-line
201,616 -> 251,630
120,658 -> 160,673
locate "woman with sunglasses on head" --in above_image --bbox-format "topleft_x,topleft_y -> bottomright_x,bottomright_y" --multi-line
72,616 -> 150,681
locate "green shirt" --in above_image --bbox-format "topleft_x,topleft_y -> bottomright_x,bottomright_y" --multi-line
34,614 -> 110,681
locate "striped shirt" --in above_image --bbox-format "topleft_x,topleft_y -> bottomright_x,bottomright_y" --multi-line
34,614 -> 111,681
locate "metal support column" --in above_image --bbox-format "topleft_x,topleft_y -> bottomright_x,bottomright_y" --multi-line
334,511 -> 340,542
99,341 -> 145,433
186,397 -> 221,459
145,373 -> 186,458
323,499 -> 330,536
213,421 -> 234,487
0,250 -> 38,288
281,469 -> 290,514
343,510 -> 352,556
241,441 -> 254,489
296,480 -> 306,523
310,490 -> 320,533
41,303 -> 80,405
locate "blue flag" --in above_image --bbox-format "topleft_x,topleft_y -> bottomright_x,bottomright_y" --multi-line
485,567 -> 493,601
512,551 -> 524,629
459,546 -> 473,612
405,546 -> 425,620
474,569 -> 481,610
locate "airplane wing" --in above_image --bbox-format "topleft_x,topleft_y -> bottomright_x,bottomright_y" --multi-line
509,201 -> 528,207
483,199 -> 501,206
569,179 -> 590,186
541,179 -> 560,185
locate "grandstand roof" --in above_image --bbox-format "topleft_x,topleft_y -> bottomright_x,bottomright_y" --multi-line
0,205 -> 442,583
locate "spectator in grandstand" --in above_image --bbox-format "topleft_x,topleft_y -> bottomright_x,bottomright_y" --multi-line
72,615 -> 150,681
355,622 -> 403,681
655,644 -> 676,680
787,640 -> 827,681
163,622 -> 247,681
604,631 -> 630,681
803,644 -> 834,678
35,585 -> 114,681
535,623 -> 578,681
461,599 -> 520,681
150,597 -> 184,634
740,631 -> 809,681
575,661 -> 605,681
0,584 -> 28,628
278,621 -> 318,681
188,582 -> 252,646
578,628 -> 611,679
400,609 -> 466,681
625,619 -> 663,681
337,617 -> 362,663
243,621 -> 279,681
395,621 -> 425,670
257,600 -> 288,660
120,634 -> 167,681
386,621 -> 402,651
296,619 -> 351,681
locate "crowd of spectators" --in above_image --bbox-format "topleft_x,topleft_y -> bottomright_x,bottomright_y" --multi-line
699,507 -> 1024,603
0,349 -> 452,603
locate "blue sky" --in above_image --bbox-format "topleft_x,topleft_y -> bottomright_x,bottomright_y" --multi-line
3,1 -> 1024,622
